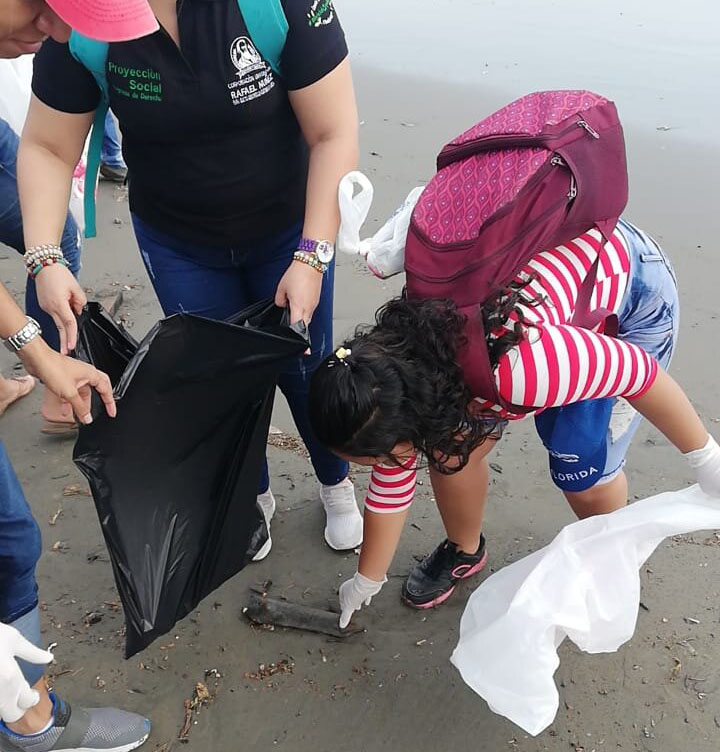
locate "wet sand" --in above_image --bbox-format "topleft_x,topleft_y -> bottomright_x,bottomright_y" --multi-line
1,54 -> 720,752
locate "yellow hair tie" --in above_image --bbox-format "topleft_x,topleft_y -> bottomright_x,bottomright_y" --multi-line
335,347 -> 352,360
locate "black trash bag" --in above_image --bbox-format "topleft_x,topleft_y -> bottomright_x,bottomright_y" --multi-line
73,301 -> 308,657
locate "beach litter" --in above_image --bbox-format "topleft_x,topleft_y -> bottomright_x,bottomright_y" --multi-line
244,588 -> 364,638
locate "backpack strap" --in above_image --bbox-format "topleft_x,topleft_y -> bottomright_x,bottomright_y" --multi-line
69,32 -> 110,239
237,0 -> 288,76
570,257 -> 619,337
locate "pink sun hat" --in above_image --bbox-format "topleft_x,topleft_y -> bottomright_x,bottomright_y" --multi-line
45,0 -> 160,42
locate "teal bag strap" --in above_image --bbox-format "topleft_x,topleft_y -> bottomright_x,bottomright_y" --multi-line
69,32 -> 110,239
237,0 -> 288,75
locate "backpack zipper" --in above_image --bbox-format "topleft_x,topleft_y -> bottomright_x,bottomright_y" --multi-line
577,119 -> 600,139
438,116 -> 602,167
551,156 -> 577,198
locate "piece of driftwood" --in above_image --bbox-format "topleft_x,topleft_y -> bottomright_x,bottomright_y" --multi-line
98,291 -> 124,318
244,591 -> 363,638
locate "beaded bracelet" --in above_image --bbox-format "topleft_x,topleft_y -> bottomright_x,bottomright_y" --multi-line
28,257 -> 69,279
24,243 -> 63,266
24,245 -> 64,274
292,250 -> 327,274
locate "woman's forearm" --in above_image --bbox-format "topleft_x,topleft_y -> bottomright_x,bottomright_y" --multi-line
629,367 -> 709,454
18,97 -> 94,248
289,58 -> 359,242
358,508 -> 409,581
0,284 -> 33,337
302,132 -> 358,240
18,140 -> 77,248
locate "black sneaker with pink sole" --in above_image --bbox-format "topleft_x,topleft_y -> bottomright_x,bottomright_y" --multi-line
402,536 -> 488,609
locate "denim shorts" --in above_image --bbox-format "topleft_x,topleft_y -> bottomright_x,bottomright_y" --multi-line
535,219 -> 679,491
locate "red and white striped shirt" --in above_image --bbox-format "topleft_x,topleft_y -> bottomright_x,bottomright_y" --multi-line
365,456 -> 418,514
365,225 -> 658,514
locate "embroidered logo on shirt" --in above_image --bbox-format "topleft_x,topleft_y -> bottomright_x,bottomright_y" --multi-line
108,61 -> 162,102
227,36 -> 275,106
307,0 -> 334,27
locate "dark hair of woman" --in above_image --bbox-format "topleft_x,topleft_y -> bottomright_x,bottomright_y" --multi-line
308,278 -> 539,473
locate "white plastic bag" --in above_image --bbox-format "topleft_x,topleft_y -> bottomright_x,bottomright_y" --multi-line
337,171 -> 423,279
0,58 -> 33,135
451,485 -> 720,736
0,58 -> 87,235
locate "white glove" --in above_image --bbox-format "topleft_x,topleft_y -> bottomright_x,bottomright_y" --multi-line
685,435 -> 720,498
0,623 -> 53,723
338,572 -> 386,629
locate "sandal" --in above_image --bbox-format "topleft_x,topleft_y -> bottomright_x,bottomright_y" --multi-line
41,419 -> 80,436
0,375 -> 36,416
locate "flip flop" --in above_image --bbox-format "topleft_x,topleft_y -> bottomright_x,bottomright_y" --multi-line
0,375 -> 36,416
41,419 -> 80,436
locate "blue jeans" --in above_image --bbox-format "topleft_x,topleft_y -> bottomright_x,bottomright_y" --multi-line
0,118 -> 82,352
132,214 -> 349,492
536,219 -> 679,490
101,110 -> 125,169
0,442 -> 44,685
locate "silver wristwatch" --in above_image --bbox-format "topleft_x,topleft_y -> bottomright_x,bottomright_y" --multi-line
2,316 -> 42,353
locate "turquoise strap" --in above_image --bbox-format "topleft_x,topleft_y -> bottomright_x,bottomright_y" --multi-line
238,0 -> 288,75
69,32 -> 110,239
82,104 -> 109,238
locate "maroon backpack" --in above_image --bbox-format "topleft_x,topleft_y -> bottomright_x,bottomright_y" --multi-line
404,90 -> 628,412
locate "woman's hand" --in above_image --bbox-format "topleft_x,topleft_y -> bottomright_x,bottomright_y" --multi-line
338,572 -> 386,629
275,261 -> 323,326
35,264 -> 86,354
18,338 -> 116,424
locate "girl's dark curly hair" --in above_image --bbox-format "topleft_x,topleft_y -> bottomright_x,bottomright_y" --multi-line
309,282 -> 538,473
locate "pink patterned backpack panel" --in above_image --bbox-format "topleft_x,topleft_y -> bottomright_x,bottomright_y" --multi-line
412,90 -> 611,244
413,146 -> 549,244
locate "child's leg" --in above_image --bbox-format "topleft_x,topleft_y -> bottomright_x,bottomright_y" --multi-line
430,441 -> 494,553
563,470 -> 628,519
403,443 -> 494,609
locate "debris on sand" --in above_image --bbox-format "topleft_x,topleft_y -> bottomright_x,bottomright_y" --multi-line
244,590 -> 364,638
84,611 -> 103,627
244,659 -> 295,681
177,670 -> 222,743
266,429 -> 309,458
63,484 -> 91,497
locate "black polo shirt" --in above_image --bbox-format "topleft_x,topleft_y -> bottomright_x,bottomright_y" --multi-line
32,0 -> 348,246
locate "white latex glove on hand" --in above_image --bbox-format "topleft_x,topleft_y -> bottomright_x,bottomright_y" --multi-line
0,623 -> 53,723
338,572 -> 386,629
685,435 -> 720,498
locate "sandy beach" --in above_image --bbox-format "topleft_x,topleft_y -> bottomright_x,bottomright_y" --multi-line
1,2 -> 720,749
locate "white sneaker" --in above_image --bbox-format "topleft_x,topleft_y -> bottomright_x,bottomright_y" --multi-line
319,478 -> 363,551
252,489 -> 277,562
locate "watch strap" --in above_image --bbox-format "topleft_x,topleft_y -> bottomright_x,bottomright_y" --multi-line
297,237 -> 320,254
3,317 -> 42,353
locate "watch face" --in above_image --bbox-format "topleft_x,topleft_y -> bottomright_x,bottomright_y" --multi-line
315,240 -> 335,264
